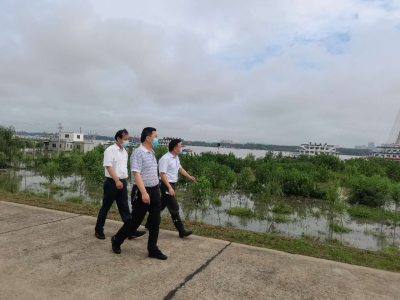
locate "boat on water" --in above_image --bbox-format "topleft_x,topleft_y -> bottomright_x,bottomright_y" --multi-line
295,142 -> 339,157
371,131 -> 400,161
158,137 -> 185,147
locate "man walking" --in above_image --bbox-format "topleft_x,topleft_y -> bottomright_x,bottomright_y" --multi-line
147,139 -> 195,237
95,129 -> 145,240
111,127 -> 167,260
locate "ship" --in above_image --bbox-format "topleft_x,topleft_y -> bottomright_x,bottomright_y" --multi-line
297,142 -> 339,157
371,109 -> 400,161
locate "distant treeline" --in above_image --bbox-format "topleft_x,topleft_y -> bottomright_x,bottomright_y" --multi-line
184,141 -> 371,156
14,131 -> 371,156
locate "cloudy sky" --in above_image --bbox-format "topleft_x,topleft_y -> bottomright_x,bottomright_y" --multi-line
1,0 -> 400,147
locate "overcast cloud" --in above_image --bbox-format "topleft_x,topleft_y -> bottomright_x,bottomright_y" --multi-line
1,0 -> 400,147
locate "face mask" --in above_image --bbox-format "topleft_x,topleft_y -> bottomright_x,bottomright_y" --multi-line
177,148 -> 183,155
152,138 -> 159,148
121,140 -> 130,148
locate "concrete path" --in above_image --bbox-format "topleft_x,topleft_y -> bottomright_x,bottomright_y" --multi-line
0,201 -> 399,300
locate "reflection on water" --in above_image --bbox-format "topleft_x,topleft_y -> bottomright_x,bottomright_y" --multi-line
11,170 -> 400,251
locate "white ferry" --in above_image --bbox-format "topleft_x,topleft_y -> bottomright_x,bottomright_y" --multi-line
158,137 -> 184,147
371,132 -> 400,161
298,142 -> 339,157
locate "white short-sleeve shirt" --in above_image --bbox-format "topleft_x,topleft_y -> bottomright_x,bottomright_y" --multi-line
103,144 -> 128,179
158,152 -> 182,183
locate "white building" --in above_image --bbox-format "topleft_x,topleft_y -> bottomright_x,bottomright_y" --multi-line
299,143 -> 339,157
44,132 -> 95,153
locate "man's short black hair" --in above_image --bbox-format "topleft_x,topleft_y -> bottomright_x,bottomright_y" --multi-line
141,127 -> 157,143
115,129 -> 129,141
169,139 -> 181,151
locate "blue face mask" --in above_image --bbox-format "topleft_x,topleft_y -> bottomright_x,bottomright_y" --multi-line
177,148 -> 183,155
121,140 -> 130,148
152,138 -> 159,148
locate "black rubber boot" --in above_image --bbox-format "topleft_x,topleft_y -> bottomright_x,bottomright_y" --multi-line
173,216 -> 193,238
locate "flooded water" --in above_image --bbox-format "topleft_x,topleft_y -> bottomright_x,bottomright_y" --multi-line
184,145 -> 359,160
9,170 -> 399,251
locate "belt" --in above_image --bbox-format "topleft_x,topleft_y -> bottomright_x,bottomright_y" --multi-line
106,177 -> 127,181
133,184 -> 158,190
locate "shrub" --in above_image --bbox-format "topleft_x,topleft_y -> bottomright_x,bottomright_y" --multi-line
190,176 -> 212,204
0,171 -> 21,193
237,167 -> 254,191
281,169 -> 315,197
347,175 -> 392,208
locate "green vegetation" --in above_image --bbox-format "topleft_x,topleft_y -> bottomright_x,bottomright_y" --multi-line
225,207 -> 257,218
347,206 -> 400,222
329,222 -> 351,233
0,171 -> 21,193
66,196 -> 84,203
267,214 -> 291,223
190,176 -> 212,204
271,203 -> 292,214
212,197 -> 222,207
2,130 -> 399,212
0,126 -> 24,168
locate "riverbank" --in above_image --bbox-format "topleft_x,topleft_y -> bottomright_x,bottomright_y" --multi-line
1,191 -> 399,273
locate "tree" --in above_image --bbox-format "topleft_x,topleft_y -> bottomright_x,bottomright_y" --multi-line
0,126 -> 24,167
41,161 -> 59,198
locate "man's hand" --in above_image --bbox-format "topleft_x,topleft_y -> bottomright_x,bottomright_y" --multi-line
142,192 -> 150,204
115,180 -> 123,189
168,187 -> 175,196
189,176 -> 196,182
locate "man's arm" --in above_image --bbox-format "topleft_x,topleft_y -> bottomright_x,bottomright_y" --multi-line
158,158 -> 175,195
106,166 -> 123,189
160,173 -> 175,196
131,151 -> 150,204
104,148 -> 123,189
179,168 -> 196,182
133,172 -> 150,204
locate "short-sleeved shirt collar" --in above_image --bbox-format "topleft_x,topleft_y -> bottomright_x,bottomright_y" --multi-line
139,144 -> 155,155
111,143 -> 125,152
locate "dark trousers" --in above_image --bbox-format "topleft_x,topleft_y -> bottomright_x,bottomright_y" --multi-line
114,185 -> 161,253
95,178 -> 131,233
160,182 -> 180,220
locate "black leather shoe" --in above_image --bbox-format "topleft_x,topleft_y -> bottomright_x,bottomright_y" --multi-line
95,231 -> 105,240
179,229 -> 193,238
111,236 -> 121,254
128,230 -> 146,240
148,250 -> 168,260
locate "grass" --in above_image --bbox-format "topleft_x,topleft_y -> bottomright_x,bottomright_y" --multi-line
225,207 -> 257,218
267,214 -> 291,223
66,196 -> 85,204
1,190 -> 400,272
310,209 -> 322,218
212,197 -> 222,207
40,183 -> 78,192
347,205 -> 400,222
271,203 -> 292,214
329,222 -> 351,233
